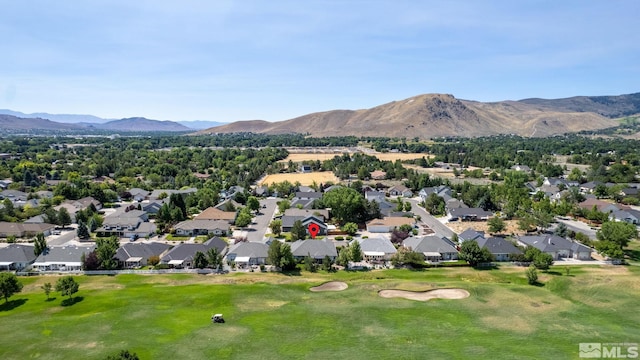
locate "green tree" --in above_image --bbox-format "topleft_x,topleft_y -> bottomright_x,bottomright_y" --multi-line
303,254 -> 316,272
322,255 -> 333,272
55,276 -> 79,300
33,232 -> 48,257
342,222 -> 358,236
41,282 -> 52,300
390,246 -> 425,268
349,240 -> 363,263
321,187 -> 367,225
533,252 -> 554,270
595,240 -> 625,259
0,272 -> 23,303
96,236 -> 119,270
76,219 -> 90,240
459,240 -> 494,267
597,221 -> 637,248
423,193 -> 446,216
554,222 -> 569,238
487,217 -> 506,234
58,207 -> 72,228
206,247 -> 222,270
277,199 -> 291,214
193,251 -> 207,269
246,196 -> 260,213
526,265 -> 538,285
403,201 -> 413,212
268,240 -> 296,270
269,219 -> 282,236
290,220 -> 307,241
280,243 -> 297,271
234,208 -> 252,228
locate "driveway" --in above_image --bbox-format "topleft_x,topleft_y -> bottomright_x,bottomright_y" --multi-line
47,225 -> 79,246
407,198 -> 454,238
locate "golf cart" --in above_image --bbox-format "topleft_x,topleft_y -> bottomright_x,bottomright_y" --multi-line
211,314 -> 225,323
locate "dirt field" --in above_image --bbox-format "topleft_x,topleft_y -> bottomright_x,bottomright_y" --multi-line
259,172 -> 340,186
446,219 -> 524,236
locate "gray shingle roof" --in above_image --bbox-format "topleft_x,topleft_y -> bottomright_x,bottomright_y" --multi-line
290,240 -> 337,259
403,236 -> 458,254
0,244 -> 37,263
357,237 -> 397,255
34,245 -> 96,264
227,242 -> 269,259
476,237 -> 522,255
115,242 -> 172,262
161,237 -> 227,262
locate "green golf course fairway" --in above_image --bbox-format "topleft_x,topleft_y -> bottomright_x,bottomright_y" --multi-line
1,266 -> 638,359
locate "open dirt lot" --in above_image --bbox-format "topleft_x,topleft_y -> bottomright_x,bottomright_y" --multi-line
259,172 -> 340,186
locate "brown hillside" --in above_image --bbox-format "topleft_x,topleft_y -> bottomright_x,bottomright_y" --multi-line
199,93 -> 621,138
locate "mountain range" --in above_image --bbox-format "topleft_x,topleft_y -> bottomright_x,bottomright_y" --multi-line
2,91 -> 639,137
199,92 -> 640,138
0,109 -> 226,131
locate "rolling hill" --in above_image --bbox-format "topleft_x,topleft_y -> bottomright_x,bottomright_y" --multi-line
200,93 -> 629,138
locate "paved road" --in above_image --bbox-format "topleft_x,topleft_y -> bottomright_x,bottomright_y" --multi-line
408,198 -> 454,238
556,218 -> 598,239
47,227 -> 78,246
244,197 -> 279,242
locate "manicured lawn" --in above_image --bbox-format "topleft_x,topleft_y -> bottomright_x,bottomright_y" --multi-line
1,265 -> 639,359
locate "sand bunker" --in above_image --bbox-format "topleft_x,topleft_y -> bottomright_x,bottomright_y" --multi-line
310,281 -> 348,292
378,288 -> 470,301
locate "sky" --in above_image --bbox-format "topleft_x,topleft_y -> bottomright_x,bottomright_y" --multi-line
1,0 -> 639,122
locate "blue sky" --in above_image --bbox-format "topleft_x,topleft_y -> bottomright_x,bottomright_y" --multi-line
1,1 -> 639,122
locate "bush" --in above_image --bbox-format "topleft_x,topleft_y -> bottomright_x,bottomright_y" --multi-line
526,265 -> 538,285
154,263 -> 170,270
335,236 -> 344,240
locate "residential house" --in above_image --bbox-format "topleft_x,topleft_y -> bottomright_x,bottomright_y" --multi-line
160,237 -> 228,268
214,199 -> 242,212
370,170 -> 387,180
0,244 -> 37,270
149,188 -> 197,201
173,220 -> 231,237
0,189 -> 29,207
96,209 -> 156,239
356,237 -> 397,263
620,187 -> 639,197
290,239 -> 337,262
32,245 -> 96,271
476,237 -> 522,261
388,185 -> 413,197
458,228 -> 485,242
291,191 -> 322,209
0,222 -> 56,238
284,208 -> 330,220
194,207 -> 237,223
610,209 -> 640,224
543,177 -> 579,188
225,242 -> 269,268
219,186 -> 244,200
365,191 -> 386,203
366,217 -> 415,233
578,198 -> 628,214
511,165 -> 531,172
445,198 -> 468,211
517,235 -> 592,260
128,188 -> 150,202
142,200 -> 165,215
448,208 -> 493,221
281,215 -> 327,236
115,242 -> 172,268
402,236 -> 459,262
419,185 -> 453,202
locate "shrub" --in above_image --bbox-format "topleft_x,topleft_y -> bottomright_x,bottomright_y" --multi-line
526,265 -> 538,285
